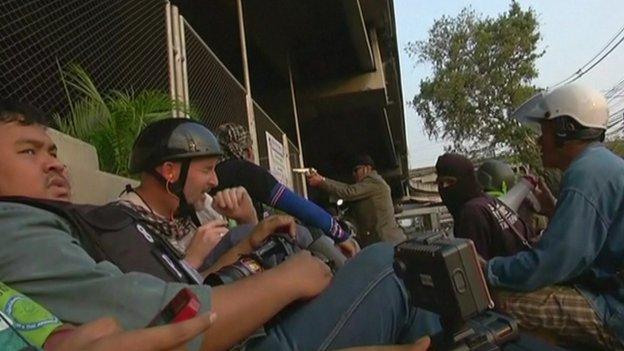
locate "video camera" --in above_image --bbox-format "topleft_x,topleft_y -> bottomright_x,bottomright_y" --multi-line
394,232 -> 519,350
205,229 -> 346,286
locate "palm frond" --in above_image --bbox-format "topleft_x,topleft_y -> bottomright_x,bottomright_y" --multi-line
55,64 -> 183,176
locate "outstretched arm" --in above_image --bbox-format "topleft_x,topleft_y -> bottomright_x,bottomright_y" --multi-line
203,251 -> 332,351
203,215 -> 297,275
269,183 -> 351,244
487,189 -> 609,291
313,176 -> 377,202
47,313 -> 216,351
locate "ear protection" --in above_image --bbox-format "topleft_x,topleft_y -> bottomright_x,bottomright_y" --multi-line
554,116 -> 605,146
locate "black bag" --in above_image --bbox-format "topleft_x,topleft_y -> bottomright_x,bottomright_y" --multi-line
0,196 -> 194,284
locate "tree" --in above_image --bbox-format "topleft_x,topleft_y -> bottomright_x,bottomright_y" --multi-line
606,138 -> 624,157
407,2 -> 544,167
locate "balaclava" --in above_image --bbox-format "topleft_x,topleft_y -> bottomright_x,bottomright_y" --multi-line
435,153 -> 484,217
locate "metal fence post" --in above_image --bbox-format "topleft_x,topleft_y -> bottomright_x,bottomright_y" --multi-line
282,133 -> 295,190
287,54 -> 308,198
236,0 -> 260,164
178,16 -> 190,112
166,2 -> 189,117
166,2 -> 178,112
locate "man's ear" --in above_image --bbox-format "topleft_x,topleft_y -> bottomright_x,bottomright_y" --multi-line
158,162 -> 179,181
245,146 -> 254,162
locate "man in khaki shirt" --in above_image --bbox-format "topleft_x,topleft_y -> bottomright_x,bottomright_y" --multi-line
308,155 -> 405,247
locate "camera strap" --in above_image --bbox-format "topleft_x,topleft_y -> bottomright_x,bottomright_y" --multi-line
491,198 -> 532,250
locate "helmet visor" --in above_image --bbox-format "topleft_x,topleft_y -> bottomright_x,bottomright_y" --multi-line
511,92 -> 549,132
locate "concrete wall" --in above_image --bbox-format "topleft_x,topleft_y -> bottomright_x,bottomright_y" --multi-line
47,129 -> 138,205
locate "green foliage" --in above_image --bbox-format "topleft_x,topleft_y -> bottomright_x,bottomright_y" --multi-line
606,138 -> 624,157
407,2 -> 544,168
53,64 -> 184,177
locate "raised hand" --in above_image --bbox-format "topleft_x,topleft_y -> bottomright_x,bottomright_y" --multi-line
185,220 -> 229,269
212,187 -> 258,225
248,215 -> 296,249
306,171 -> 325,187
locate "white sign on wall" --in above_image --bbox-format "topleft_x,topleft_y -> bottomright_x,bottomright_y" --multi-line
266,132 -> 289,187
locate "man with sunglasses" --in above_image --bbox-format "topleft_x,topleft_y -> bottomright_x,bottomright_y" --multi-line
308,154 -> 405,247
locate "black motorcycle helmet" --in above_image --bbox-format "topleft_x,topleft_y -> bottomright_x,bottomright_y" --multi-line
130,118 -> 222,174
129,118 -> 222,224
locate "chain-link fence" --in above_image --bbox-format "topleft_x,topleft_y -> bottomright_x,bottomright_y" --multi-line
252,102 -> 303,194
184,20 -> 248,129
254,102 -> 284,168
0,0 -> 170,116
254,102 -> 294,190
2,0 -> 304,194
184,19 -> 304,195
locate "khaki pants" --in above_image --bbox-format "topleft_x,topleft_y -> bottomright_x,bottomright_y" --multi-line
494,285 -> 623,350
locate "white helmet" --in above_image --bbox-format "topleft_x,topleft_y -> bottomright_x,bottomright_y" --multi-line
512,84 -> 609,132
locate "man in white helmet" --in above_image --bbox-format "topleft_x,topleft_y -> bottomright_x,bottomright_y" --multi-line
485,84 -> 624,350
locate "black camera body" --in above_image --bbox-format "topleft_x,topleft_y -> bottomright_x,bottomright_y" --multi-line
205,233 -> 298,286
394,232 -> 518,351
204,227 -> 347,286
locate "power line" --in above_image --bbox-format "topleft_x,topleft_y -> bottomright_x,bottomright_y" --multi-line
550,25 -> 624,88
607,106 -> 624,136
605,79 -> 624,102
568,35 -> 624,84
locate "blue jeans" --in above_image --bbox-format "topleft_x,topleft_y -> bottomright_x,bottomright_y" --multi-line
246,243 -> 441,350
244,242 -> 567,351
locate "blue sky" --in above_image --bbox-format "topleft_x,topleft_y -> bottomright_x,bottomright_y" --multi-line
396,0 -> 624,168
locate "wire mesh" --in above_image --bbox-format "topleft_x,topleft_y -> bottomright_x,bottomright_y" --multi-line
0,0 -> 170,117
254,101 -> 306,193
183,18 -> 303,192
184,20 -> 247,130
254,101 -> 285,167
2,0 -> 306,192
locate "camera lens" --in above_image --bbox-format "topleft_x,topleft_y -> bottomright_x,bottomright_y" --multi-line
204,257 -> 263,286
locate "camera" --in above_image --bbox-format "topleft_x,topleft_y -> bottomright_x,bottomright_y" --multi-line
204,226 -> 348,286
205,233 -> 298,286
394,231 -> 518,350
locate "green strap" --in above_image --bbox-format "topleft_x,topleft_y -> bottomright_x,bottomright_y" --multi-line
486,181 -> 509,198
486,190 -> 505,198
